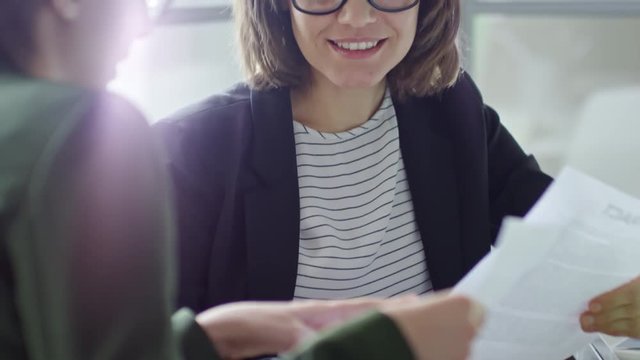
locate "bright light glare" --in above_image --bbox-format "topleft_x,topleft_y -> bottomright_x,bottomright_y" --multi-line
145,0 -> 167,18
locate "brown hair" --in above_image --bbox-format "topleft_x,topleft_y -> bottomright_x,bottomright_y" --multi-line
0,0 -> 41,70
233,0 -> 461,100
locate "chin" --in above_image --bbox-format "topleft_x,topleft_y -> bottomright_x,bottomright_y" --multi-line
329,73 -> 385,90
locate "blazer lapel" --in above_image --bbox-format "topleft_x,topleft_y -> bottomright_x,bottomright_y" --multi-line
243,87 -> 300,300
395,95 -> 464,290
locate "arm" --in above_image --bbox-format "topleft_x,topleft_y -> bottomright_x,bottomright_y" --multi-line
173,309 -> 222,360
284,312 -> 412,360
484,105 -> 553,240
184,295 -> 481,360
285,294 -> 483,360
6,94 -> 179,360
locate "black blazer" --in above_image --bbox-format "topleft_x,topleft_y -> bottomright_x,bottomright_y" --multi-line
155,73 -> 553,312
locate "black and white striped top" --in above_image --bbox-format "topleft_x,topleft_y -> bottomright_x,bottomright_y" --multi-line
292,93 -> 432,300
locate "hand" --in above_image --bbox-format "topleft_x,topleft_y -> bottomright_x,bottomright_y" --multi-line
195,298 -> 395,360
381,292 -> 485,360
581,276 -> 640,338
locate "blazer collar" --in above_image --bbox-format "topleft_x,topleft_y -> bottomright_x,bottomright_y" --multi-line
245,87 -> 301,300
249,86 -> 296,185
393,94 -> 465,289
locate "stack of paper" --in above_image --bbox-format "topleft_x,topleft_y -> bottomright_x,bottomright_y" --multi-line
454,167 -> 640,360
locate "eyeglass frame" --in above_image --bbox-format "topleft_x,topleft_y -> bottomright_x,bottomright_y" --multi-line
291,0 -> 420,16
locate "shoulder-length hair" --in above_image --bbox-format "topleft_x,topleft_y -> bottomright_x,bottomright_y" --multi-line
233,0 -> 461,100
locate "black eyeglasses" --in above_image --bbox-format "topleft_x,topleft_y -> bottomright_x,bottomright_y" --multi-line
292,0 -> 420,16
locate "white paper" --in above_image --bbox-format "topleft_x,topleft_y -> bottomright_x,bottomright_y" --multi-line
454,167 -> 640,360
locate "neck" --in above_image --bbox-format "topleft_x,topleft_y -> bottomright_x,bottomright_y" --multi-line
291,70 -> 386,133
26,9 -> 94,88
28,10 -> 72,85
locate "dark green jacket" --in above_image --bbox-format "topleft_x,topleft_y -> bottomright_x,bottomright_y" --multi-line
0,68 -> 411,360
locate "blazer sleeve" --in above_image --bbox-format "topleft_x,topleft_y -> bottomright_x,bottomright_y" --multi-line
484,104 -> 554,240
5,94 -> 183,360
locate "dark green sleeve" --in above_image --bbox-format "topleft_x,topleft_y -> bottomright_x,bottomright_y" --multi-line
171,308 -> 221,360
284,311 -> 414,360
5,93 -> 180,360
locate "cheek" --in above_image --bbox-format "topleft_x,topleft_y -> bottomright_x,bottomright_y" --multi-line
391,14 -> 418,47
387,21 -> 418,65
291,13 -> 330,53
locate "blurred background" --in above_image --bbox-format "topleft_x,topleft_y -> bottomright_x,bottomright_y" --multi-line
110,0 -> 640,176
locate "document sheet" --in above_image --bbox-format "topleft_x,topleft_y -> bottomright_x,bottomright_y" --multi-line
454,167 -> 640,360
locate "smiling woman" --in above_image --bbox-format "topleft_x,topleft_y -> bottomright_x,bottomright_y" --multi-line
290,0 -> 420,92
235,0 -> 460,99
155,0 -> 553,314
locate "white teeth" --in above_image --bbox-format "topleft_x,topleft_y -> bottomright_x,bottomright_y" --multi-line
335,40 -> 379,51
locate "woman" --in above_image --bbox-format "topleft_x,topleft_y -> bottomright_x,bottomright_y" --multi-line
157,0 -> 640,339
0,0 -> 486,359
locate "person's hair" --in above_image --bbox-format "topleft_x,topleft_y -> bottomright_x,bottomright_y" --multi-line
0,0 -> 42,70
234,0 -> 461,100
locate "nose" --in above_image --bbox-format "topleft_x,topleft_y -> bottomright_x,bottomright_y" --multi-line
337,0 -> 377,28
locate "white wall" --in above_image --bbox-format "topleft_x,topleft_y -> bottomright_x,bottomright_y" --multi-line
473,16 -> 640,175
109,20 -> 242,123
110,11 -> 640,178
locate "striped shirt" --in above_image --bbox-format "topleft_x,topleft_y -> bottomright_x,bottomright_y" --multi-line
292,93 -> 433,300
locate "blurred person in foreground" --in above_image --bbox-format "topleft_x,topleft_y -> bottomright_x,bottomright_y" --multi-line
0,0 -> 484,359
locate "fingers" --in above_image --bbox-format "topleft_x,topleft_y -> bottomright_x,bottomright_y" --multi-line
582,317 -> 640,338
467,297 -> 486,329
581,277 -> 640,337
589,290 -> 634,315
292,298 -> 386,330
589,277 -> 640,312
581,305 -> 640,336
292,297 -> 383,316
445,295 -> 486,331
606,319 -> 640,338
196,304 -> 303,359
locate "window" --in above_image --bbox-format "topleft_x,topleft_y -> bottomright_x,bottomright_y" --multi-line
463,0 -> 640,174
109,0 -> 237,122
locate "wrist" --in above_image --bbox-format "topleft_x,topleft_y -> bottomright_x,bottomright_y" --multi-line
195,311 -> 243,360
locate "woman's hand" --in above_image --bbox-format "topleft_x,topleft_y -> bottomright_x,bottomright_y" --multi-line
581,276 -> 640,338
382,292 -> 485,360
195,297 -> 399,359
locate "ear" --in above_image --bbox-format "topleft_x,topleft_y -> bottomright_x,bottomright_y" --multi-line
48,0 -> 81,21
